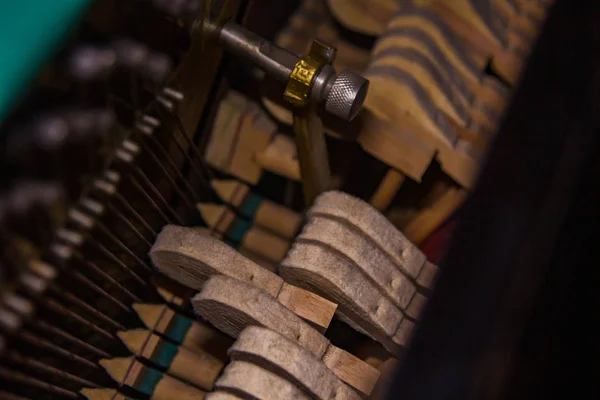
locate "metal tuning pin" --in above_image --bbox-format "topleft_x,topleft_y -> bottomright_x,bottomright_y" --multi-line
208,21 -> 369,206
112,38 -> 173,83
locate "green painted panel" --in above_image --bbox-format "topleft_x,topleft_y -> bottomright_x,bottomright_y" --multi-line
0,0 -> 90,122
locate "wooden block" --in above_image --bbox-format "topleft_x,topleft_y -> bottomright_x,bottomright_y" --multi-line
243,224 -> 291,263
403,186 -> 468,245
197,201 -> 294,261
215,360 -> 310,400
370,169 -> 405,211
132,303 -> 232,360
151,225 -> 334,330
299,215 -> 422,316
321,345 -> 380,396
192,274 -> 331,358
212,180 -> 301,240
255,134 -> 301,181
365,74 -> 458,147
435,141 -> 481,188
81,388 -> 129,400
327,0 -> 399,35
117,329 -> 224,390
205,91 -> 276,184
99,357 -> 206,400
277,282 -> 337,334
150,225 -> 284,297
365,54 -> 469,125
281,241 -> 410,353
433,0 -> 509,47
308,191 -> 429,284
382,9 -> 485,86
204,393 -> 244,400
193,276 -> 377,395
357,110 -> 437,183
230,326 -> 362,400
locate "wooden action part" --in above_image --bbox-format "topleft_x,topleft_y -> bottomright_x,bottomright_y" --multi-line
192,274 -> 331,358
281,241 -> 413,353
229,326 -> 362,400
193,275 -> 379,395
205,91 -> 276,184
151,225 -> 336,331
132,303 -> 232,360
308,191 -> 435,287
196,203 -> 291,264
151,225 -> 284,297
211,179 -> 303,240
299,215 -> 426,319
99,357 -> 206,400
81,388 -> 129,400
117,329 -> 224,390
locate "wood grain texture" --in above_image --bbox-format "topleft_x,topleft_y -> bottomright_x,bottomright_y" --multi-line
255,134 -> 301,181
229,326 -> 361,400
99,357 -> 206,400
383,10 -> 485,84
215,360 -> 310,400
358,112 -> 436,184
192,275 -> 331,358
308,191 -> 429,283
365,73 -> 458,146
277,282 -> 337,333
117,329 -> 223,390
321,346 -> 381,395
132,303 -> 232,360
193,276 -> 376,395
371,27 -> 476,105
205,91 -> 276,184
368,50 -> 471,125
150,225 -> 284,297
327,0 -> 398,35
81,388 -> 128,400
211,179 -> 303,239
242,225 -> 291,263
152,225 -> 333,330
197,203 -> 292,263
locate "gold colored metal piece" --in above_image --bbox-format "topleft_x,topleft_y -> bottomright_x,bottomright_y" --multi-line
283,40 -> 336,107
308,39 -> 337,65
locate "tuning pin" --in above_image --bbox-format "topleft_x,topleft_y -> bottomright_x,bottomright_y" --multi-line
67,45 -> 117,81
112,38 -> 172,82
0,181 -> 64,248
162,87 -> 184,102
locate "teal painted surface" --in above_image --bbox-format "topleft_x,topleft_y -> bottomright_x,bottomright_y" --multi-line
153,341 -> 179,369
240,192 -> 263,218
137,367 -> 163,396
166,314 -> 193,344
0,1 -> 90,122
228,218 -> 252,242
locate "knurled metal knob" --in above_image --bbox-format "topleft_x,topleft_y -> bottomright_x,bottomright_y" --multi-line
324,71 -> 369,121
